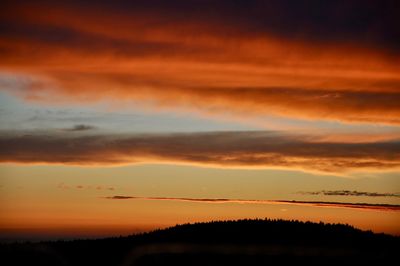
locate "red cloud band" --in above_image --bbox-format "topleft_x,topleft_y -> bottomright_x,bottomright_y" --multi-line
1,1 -> 399,124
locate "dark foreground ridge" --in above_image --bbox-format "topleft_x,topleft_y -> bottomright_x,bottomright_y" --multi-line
1,219 -> 398,266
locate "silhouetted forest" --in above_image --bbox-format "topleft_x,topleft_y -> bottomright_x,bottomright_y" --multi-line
1,219 -> 398,266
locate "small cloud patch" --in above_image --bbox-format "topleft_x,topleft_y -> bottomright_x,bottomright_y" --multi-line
298,190 -> 400,198
63,124 -> 96,132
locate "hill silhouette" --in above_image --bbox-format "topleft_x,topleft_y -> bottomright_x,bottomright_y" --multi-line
1,219 -> 398,266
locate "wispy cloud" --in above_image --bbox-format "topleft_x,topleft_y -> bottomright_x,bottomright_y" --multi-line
1,131 -> 399,173
57,182 -> 115,191
298,190 -> 400,198
104,196 -> 400,211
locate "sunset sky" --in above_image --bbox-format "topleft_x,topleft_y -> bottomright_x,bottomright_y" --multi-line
0,0 -> 399,241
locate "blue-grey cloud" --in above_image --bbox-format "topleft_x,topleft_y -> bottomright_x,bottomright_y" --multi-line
0,131 -> 399,173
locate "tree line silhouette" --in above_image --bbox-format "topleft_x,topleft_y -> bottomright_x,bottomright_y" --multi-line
1,219 -> 398,265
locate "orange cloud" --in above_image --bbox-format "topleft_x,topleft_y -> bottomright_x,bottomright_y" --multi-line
0,131 -> 399,173
1,1 -> 399,124
6,72 -> 399,125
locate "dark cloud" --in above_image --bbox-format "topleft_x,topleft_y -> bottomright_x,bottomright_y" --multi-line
2,0 -> 398,51
0,21 -> 199,60
0,131 -> 399,173
104,195 -> 400,211
108,196 -> 137,200
298,190 -> 400,198
62,124 -> 96,132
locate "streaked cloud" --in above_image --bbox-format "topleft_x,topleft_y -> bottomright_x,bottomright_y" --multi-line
0,1 -> 399,125
298,190 -> 400,198
104,195 -> 400,211
1,131 -> 399,173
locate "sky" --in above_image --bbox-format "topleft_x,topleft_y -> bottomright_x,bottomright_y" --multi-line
0,0 -> 399,240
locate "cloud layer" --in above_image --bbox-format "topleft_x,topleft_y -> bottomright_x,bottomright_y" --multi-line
1,131 -> 399,173
104,195 -> 400,211
1,1 -> 399,124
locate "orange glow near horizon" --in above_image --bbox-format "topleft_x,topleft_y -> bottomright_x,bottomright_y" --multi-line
1,198 -> 399,238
